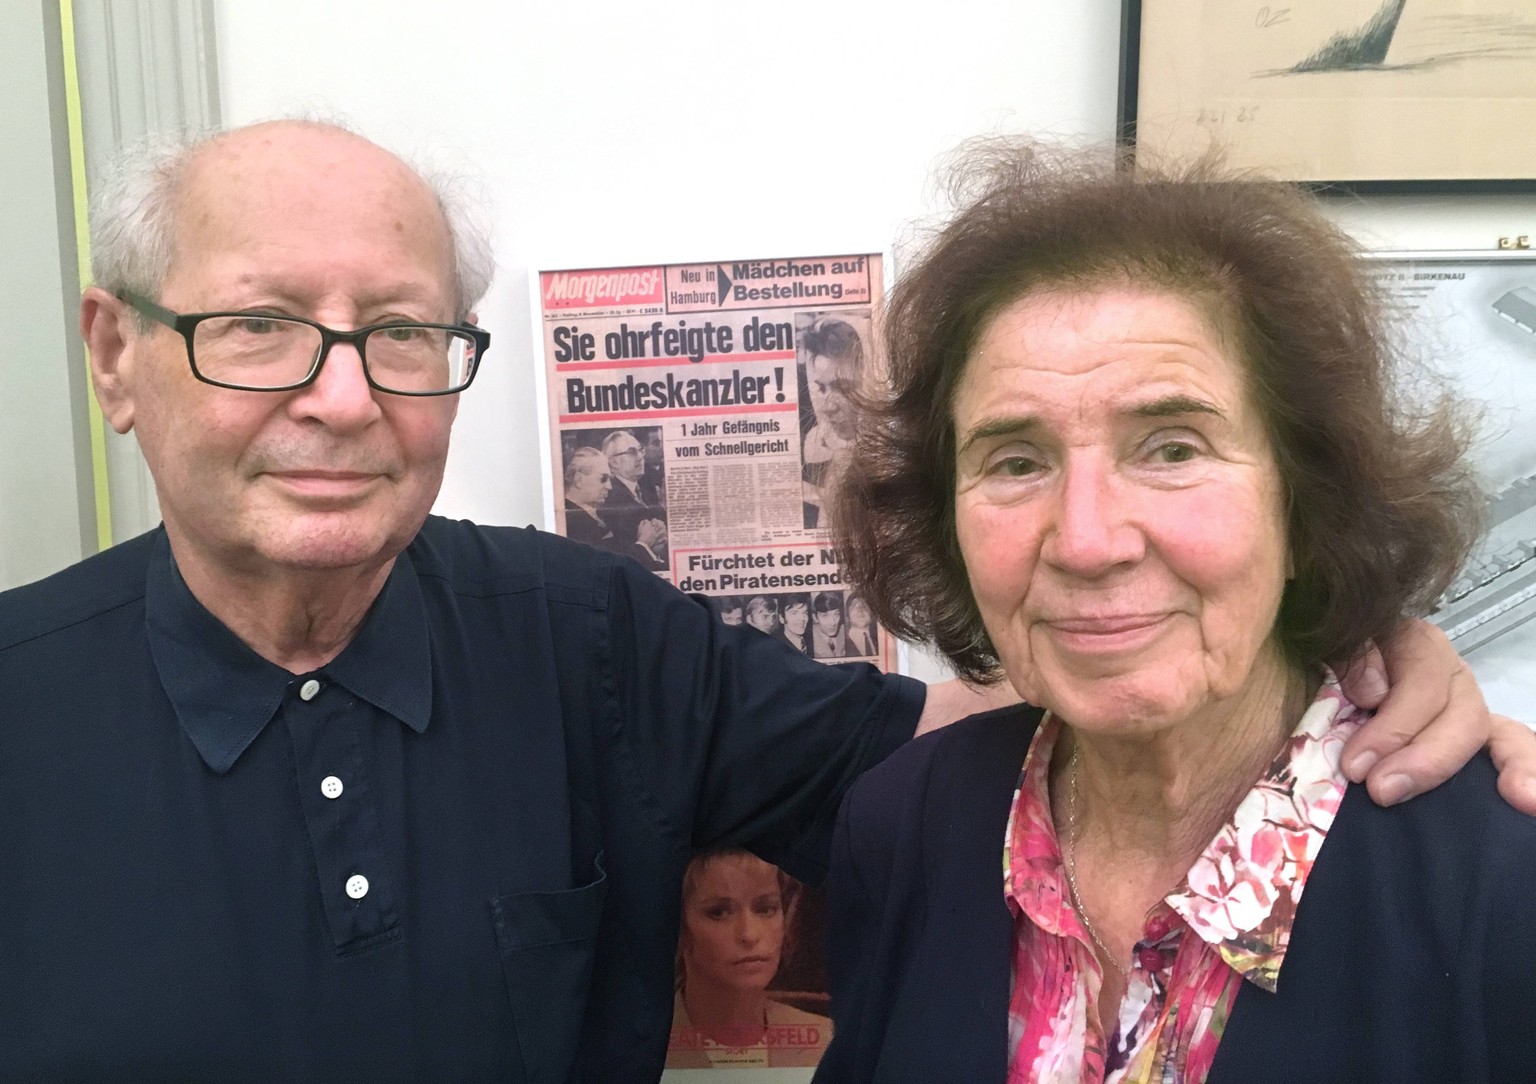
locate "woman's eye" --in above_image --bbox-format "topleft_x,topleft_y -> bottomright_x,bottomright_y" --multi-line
753,902 -> 782,918
989,454 -> 1041,478
703,904 -> 732,921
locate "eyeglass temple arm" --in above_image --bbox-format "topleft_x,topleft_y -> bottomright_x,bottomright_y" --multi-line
115,290 -> 182,331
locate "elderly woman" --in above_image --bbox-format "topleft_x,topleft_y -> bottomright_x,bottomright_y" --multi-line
816,144 -> 1536,1082
667,847 -> 832,1069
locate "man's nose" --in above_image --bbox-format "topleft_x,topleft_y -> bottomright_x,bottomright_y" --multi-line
290,342 -> 383,429
1040,455 -> 1144,576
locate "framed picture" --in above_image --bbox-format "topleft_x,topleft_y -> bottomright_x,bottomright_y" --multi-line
1361,248 -> 1536,716
1119,0 -> 1536,191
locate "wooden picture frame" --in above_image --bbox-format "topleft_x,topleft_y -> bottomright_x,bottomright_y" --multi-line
1119,0 -> 1536,192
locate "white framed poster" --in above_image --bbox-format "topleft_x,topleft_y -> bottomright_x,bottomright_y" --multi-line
1363,248 -> 1536,717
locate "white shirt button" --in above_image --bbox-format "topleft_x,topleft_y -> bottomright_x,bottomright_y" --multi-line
300,679 -> 321,701
345,874 -> 369,900
321,776 -> 344,799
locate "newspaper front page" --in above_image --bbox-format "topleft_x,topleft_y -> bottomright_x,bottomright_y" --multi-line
535,253 -> 890,1075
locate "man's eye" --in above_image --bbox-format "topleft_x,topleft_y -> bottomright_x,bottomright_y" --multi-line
235,317 -> 281,334
1153,441 -> 1199,464
381,326 -> 425,342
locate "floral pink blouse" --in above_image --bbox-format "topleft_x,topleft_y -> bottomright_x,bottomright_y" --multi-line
1002,677 -> 1365,1083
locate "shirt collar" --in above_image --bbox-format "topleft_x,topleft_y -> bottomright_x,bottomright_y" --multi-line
1002,674 -> 1364,993
1166,675 -> 1363,992
145,531 -> 434,774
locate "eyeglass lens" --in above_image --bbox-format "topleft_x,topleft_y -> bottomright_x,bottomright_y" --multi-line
192,316 -> 476,392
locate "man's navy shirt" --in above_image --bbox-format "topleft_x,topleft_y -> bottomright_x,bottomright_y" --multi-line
0,517 -> 923,1082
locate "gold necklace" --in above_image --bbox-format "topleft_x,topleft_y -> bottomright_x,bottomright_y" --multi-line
1063,745 -> 1130,981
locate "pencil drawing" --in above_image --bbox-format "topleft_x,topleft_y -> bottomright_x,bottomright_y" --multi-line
1250,2 -> 1536,78
1290,0 -> 1407,70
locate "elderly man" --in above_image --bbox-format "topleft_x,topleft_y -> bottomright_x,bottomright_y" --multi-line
562,445 -> 617,546
0,120 -> 1526,1083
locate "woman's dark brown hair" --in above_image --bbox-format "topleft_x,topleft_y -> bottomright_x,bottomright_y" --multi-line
833,139 -> 1481,684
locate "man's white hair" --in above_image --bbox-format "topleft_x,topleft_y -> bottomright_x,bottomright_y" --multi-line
88,118 -> 495,323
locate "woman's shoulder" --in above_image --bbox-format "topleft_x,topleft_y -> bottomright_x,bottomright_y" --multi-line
862,701 -> 1043,789
1340,750 -> 1535,847
1240,752 -> 1536,1067
1327,750 -> 1536,906
841,702 -> 1044,848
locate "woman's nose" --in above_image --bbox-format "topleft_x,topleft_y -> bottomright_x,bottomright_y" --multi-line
1041,456 -> 1144,576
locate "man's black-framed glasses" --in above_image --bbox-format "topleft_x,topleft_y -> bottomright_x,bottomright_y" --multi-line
118,290 -> 488,396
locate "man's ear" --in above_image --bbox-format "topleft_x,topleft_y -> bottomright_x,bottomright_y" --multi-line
81,287 -> 137,434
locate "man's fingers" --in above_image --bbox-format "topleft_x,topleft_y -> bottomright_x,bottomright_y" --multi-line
1336,643 -> 1389,709
1342,632 -> 1479,795
1345,661 -> 1485,804
1359,716 -> 1480,806
1487,713 -> 1536,815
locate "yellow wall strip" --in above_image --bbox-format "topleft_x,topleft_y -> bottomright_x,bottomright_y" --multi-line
58,0 -> 114,550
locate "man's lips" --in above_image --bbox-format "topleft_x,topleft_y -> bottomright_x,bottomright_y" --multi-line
265,470 -> 383,496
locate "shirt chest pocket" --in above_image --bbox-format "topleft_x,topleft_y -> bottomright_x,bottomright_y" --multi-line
490,855 -> 607,1084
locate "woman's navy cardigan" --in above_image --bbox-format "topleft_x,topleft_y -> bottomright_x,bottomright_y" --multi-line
814,704 -> 1536,1083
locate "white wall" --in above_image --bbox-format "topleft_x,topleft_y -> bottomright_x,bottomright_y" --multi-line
0,1 -> 98,589
213,0 -> 1122,536
212,0 -> 1535,707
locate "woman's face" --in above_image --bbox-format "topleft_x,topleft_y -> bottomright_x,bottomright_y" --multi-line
807,353 -> 858,440
783,603 -> 810,636
951,286 -> 1291,736
680,854 -> 785,995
